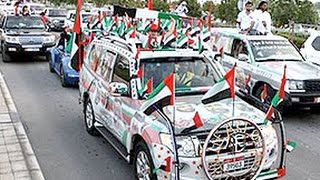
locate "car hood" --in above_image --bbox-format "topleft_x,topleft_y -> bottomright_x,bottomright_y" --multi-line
162,95 -> 266,134
257,61 -> 320,80
6,29 -> 50,36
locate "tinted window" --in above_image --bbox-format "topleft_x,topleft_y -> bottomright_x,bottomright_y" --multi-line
231,39 -> 248,59
5,16 -> 45,29
311,36 -> 320,51
112,55 -> 130,84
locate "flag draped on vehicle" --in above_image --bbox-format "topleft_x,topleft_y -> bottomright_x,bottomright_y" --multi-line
67,0 -> 82,71
140,73 -> 175,115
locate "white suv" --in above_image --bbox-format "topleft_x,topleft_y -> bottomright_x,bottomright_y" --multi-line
78,35 -> 287,179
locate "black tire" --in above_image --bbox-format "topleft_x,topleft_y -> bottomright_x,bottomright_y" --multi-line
60,67 -> 67,87
254,84 -> 275,105
133,141 -> 158,180
2,44 -> 11,62
48,54 -> 54,73
83,98 -> 99,136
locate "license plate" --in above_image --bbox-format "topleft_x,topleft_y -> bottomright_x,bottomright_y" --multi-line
223,157 -> 245,172
25,48 -> 39,52
314,97 -> 320,103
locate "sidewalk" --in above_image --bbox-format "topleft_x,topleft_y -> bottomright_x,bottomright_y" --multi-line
0,73 -> 45,180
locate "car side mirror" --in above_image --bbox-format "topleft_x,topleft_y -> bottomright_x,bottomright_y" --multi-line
238,53 -> 249,62
109,82 -> 129,96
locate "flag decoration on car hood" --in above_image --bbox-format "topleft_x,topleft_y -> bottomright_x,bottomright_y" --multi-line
202,65 -> 235,104
140,73 -> 175,115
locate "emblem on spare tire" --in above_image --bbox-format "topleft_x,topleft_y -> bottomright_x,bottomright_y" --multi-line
201,117 -> 266,179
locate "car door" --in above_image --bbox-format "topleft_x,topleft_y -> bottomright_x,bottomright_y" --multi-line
101,53 -> 131,141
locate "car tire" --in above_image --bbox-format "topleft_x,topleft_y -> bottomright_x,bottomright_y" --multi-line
48,54 -> 54,73
1,44 -> 11,63
83,98 -> 99,136
134,141 -> 158,180
254,84 -> 275,105
60,67 -> 67,87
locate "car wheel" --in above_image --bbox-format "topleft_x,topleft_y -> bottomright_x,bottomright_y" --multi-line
2,44 -> 11,62
60,67 -> 67,87
83,98 -> 99,136
134,141 -> 158,180
48,54 -> 54,73
254,84 -> 275,105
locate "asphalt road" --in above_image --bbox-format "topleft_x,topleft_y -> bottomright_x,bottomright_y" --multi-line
0,56 -> 319,180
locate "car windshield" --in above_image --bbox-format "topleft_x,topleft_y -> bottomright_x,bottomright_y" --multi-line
250,39 -> 303,61
48,9 -> 67,17
5,16 -> 45,29
141,56 -> 217,95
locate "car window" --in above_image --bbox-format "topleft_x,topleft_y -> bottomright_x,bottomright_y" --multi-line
231,39 -> 248,59
311,36 -> 320,51
112,55 -> 130,85
48,9 -> 67,17
96,49 -> 116,82
86,44 -> 104,72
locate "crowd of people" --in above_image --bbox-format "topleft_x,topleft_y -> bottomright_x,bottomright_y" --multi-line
236,0 -> 272,35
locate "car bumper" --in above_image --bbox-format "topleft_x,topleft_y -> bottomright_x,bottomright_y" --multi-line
288,92 -> 320,106
64,71 -> 79,85
4,42 -> 55,55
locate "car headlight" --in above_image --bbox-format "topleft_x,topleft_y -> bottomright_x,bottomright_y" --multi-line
53,19 -> 60,24
5,36 -> 19,43
176,136 -> 196,157
261,124 -> 277,147
288,80 -> 304,90
44,35 -> 55,43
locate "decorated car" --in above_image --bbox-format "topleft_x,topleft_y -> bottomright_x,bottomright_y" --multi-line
48,36 -> 79,87
78,35 -> 289,179
212,29 -> 320,109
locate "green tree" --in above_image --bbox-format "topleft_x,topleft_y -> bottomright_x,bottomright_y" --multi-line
271,0 -> 319,26
183,0 -> 202,17
214,0 -> 238,23
153,0 -> 170,12
202,1 -> 216,13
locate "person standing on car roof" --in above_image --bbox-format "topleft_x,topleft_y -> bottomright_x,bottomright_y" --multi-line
252,0 -> 272,35
40,12 -> 48,25
236,0 -> 255,35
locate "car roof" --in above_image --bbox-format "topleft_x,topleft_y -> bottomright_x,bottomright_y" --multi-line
139,49 -> 203,60
213,28 -> 288,41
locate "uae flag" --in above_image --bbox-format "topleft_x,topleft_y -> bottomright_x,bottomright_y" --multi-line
201,65 -> 236,104
140,73 -> 175,115
197,35 -> 203,54
68,0 -> 82,71
177,34 -> 188,48
265,66 -> 287,121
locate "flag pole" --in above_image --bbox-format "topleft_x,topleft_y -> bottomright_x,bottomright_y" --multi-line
232,63 -> 236,117
171,71 -> 180,180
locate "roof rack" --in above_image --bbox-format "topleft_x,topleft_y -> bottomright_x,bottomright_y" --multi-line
100,35 -> 136,53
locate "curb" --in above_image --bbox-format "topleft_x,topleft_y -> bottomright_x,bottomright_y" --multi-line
0,73 -> 45,180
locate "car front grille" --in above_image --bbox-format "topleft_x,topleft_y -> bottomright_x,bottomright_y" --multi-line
197,125 -> 258,156
198,119 -> 265,179
304,80 -> 320,92
19,37 -> 44,45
